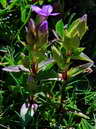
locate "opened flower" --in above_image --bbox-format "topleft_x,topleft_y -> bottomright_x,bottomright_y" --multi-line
31,5 -> 59,17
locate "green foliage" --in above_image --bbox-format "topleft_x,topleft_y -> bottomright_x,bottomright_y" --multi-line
56,19 -> 64,38
21,5 -> 30,23
0,1 -> 95,129
67,15 -> 88,39
0,0 -> 7,8
78,119 -> 94,129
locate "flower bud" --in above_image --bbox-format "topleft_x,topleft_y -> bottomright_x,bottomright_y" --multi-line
39,20 -> 48,33
37,20 -> 48,46
20,103 -> 38,120
26,19 -> 36,45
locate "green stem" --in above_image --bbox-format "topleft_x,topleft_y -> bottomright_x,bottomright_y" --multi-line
15,6 -> 31,43
9,72 -> 20,86
23,126 -> 26,129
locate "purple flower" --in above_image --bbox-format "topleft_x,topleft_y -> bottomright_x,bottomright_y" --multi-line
26,18 -> 48,45
80,14 -> 87,22
27,19 -> 48,35
31,5 -> 59,17
39,20 -> 48,33
38,20 -> 48,43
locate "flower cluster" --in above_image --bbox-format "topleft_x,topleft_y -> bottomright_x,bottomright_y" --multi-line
26,5 -> 59,48
18,5 -> 59,119
26,18 -> 48,47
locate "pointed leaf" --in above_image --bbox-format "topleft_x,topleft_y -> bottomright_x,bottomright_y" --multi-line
68,62 -> 94,78
73,112 -> 90,119
68,14 -> 88,39
38,58 -> 54,71
56,19 -> 64,38
2,65 -> 30,72
62,34 -> 80,50
72,52 -> 93,62
0,0 -> 7,8
21,5 -> 30,23
52,46 -> 65,69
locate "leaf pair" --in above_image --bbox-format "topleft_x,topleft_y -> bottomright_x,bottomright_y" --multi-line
2,58 -> 54,73
55,14 -> 88,50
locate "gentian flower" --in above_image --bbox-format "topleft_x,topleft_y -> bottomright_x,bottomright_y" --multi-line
38,20 -> 48,33
26,18 -> 48,46
20,103 -> 38,119
26,18 -> 37,45
38,20 -> 48,44
31,5 -> 59,17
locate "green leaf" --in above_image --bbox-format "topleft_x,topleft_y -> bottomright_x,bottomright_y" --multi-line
56,19 -> 64,38
72,52 -> 93,62
0,0 -> 7,8
21,5 -> 30,23
9,0 -> 20,9
68,14 -> 88,39
39,0 -> 44,5
62,34 -> 80,50
73,112 -> 90,119
68,62 -> 94,78
38,59 -> 54,71
67,13 -> 76,26
79,119 -> 93,129
72,47 -> 85,56
51,46 -> 65,69
37,70 -> 58,80
0,90 -> 4,94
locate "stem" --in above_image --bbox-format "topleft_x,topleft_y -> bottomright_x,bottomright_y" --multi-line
61,81 -> 67,103
15,6 -> 31,43
59,81 -> 67,112
23,127 -> 26,129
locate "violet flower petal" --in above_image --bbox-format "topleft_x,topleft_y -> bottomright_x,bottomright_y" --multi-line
31,5 -> 47,16
50,12 -> 60,16
36,11 -> 48,16
31,5 -> 42,14
42,5 -> 53,16
31,5 -> 59,17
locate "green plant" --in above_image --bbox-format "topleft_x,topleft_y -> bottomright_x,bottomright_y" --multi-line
0,3 -> 95,129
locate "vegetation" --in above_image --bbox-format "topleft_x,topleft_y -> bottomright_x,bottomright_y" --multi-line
0,0 -> 96,129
